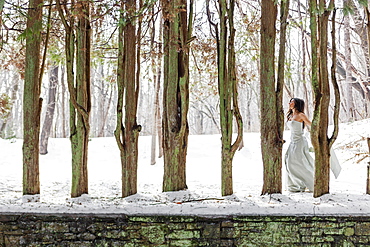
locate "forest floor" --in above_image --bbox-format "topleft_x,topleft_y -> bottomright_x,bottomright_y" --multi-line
0,118 -> 369,216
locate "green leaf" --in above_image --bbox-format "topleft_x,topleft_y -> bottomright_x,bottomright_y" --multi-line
343,2 -> 354,16
358,0 -> 368,7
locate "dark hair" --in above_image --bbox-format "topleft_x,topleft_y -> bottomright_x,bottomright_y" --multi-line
286,98 -> 305,128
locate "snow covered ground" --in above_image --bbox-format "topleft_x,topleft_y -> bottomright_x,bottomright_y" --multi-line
0,119 -> 369,216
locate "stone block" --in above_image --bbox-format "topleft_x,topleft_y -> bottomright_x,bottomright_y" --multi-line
221,221 -> 234,228
140,225 -> 166,244
168,223 -> 186,230
236,236 -> 266,247
299,228 -> 323,236
356,223 -> 370,236
169,239 -> 194,247
202,223 -> 220,238
301,235 -> 315,243
220,227 -> 240,239
350,235 -> 370,244
0,215 -> 19,222
220,239 -> 235,246
265,222 -> 280,232
341,240 -> 356,247
78,232 -> 96,241
323,228 -> 343,235
167,230 -> 200,240
241,232 -> 273,243
272,232 -> 300,244
97,230 -> 127,239
344,227 -> 355,236
42,222 -> 69,233
63,233 -> 77,240
66,241 -> 93,247
87,222 -> 105,233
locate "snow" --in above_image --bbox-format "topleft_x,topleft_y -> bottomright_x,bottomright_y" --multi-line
0,119 -> 369,216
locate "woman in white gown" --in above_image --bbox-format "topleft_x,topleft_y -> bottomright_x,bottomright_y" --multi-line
285,98 -> 314,192
285,98 -> 342,192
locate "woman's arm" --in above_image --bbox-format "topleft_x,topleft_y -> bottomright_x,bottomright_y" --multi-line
299,112 -> 312,127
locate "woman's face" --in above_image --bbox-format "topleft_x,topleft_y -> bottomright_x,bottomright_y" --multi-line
289,99 -> 295,109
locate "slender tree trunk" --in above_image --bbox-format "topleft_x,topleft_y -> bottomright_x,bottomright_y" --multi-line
216,0 -> 243,196
40,65 -> 59,155
23,0 -> 43,195
0,75 -> 19,138
59,0 -> 91,198
260,0 -> 287,195
344,3 -> 355,121
98,87 -> 112,138
310,0 -> 338,198
150,6 -> 161,165
115,0 -> 141,197
60,66 -> 66,138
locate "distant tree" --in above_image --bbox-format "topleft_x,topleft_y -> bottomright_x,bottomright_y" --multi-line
309,0 -> 340,198
115,0 -> 142,197
260,0 -> 288,195
40,65 -> 59,154
23,0 -> 44,195
0,93 -> 11,120
150,7 -> 163,166
343,0 -> 355,121
160,0 -> 193,192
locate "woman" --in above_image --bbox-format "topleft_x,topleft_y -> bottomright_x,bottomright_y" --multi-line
285,98 -> 314,192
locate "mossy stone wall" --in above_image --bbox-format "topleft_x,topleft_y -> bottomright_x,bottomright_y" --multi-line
1,213 -> 370,246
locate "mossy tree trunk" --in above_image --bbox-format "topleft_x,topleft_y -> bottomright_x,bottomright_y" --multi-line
23,0 -> 43,195
309,0 -> 340,198
260,0 -> 288,195
160,0 -> 192,192
115,0 -> 142,197
215,0 -> 243,196
71,0 -> 91,198
57,0 -> 91,198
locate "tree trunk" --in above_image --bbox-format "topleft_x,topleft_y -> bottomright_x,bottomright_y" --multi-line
60,66 -> 66,138
150,7 -> 163,165
160,0 -> 191,192
115,0 -> 141,197
215,0 -> 243,196
23,0 -> 43,195
344,3 -> 355,121
310,0 -> 338,198
260,0 -> 286,195
0,75 -> 19,138
57,0 -> 92,198
40,65 -> 59,155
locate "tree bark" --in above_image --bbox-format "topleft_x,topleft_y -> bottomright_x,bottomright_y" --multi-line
40,65 -> 59,155
23,0 -> 43,195
161,0 -> 191,192
217,0 -> 243,196
57,0 -> 92,198
344,1 -> 355,121
150,7 -> 163,165
115,0 -> 141,197
310,0 -> 339,198
260,0 -> 286,195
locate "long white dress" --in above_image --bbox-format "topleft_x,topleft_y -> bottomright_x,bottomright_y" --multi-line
285,120 -> 314,192
285,120 -> 342,192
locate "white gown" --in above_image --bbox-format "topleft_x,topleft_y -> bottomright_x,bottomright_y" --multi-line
285,120 -> 314,192
284,120 -> 342,192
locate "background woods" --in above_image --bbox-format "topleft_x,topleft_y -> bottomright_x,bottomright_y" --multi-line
0,0 -> 369,198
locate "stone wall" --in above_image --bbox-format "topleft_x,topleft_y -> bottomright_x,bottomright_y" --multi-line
1,213 -> 370,246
